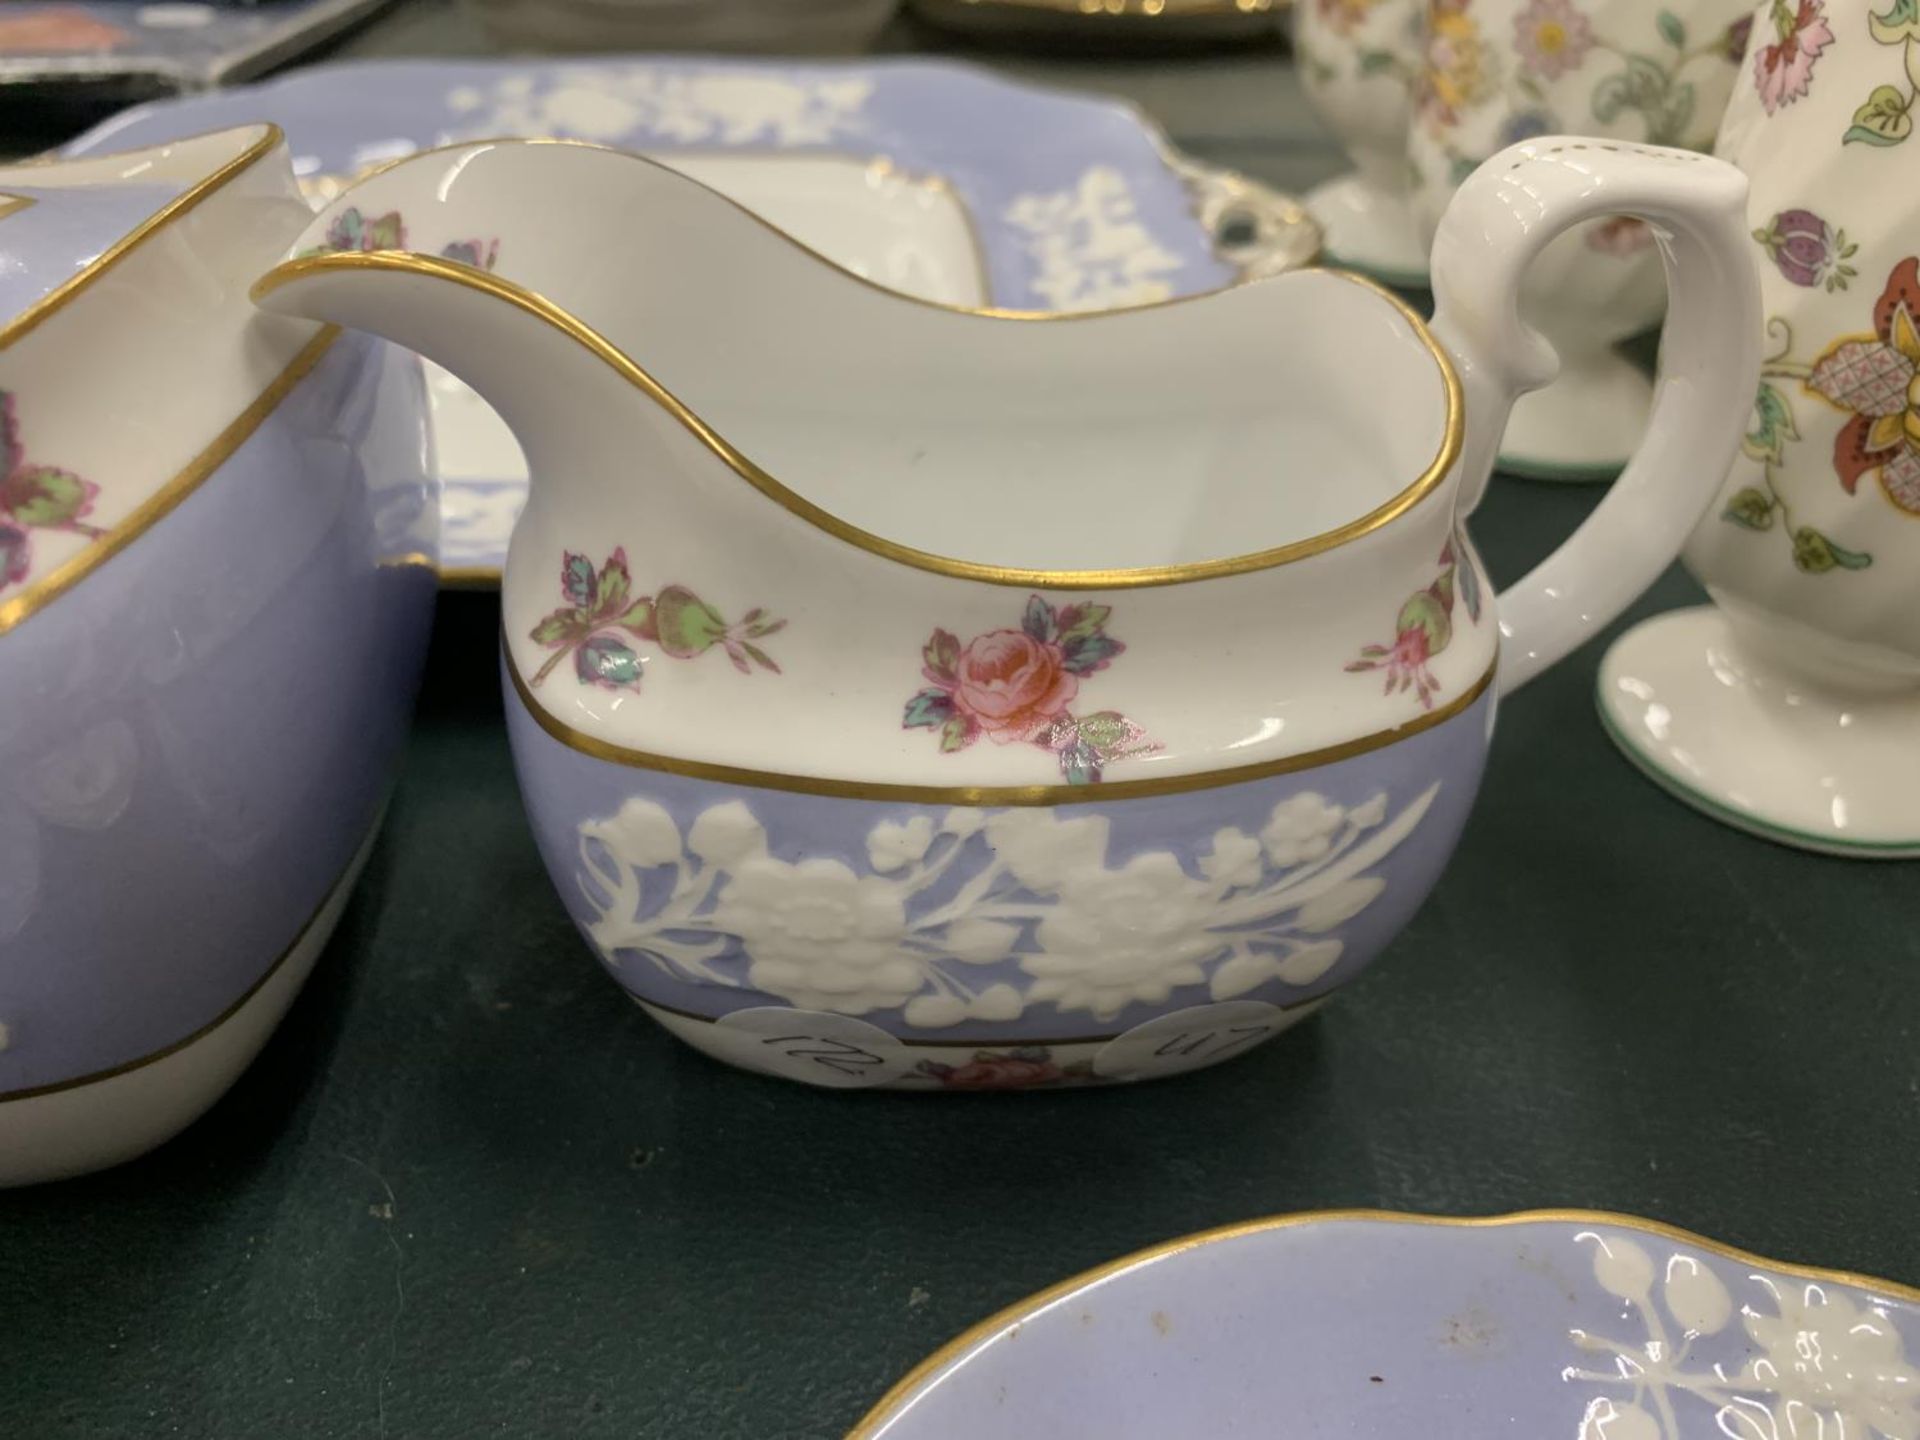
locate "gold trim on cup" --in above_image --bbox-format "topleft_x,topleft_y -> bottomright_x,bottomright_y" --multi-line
508,653 -> 1495,805
846,1207 -> 1920,1438
0,326 -> 340,636
251,141 -> 1461,592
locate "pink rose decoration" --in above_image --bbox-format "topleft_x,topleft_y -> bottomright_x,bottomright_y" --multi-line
951,629 -> 1079,742
903,595 -> 1152,784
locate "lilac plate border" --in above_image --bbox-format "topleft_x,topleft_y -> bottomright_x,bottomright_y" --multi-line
852,1208 -> 1920,1439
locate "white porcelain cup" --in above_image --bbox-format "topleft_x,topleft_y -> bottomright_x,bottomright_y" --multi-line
1600,0 -> 1920,857
1407,0 -> 1754,478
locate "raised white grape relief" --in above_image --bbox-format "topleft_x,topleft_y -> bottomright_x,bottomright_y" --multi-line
575,783 -> 1438,1027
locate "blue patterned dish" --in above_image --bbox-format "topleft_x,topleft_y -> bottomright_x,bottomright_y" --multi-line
852,1210 -> 1920,1439
67,56 -> 1319,580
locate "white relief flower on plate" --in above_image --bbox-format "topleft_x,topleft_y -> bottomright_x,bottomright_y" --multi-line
1566,1232 -> 1920,1440
1001,166 -> 1186,312
575,781 -> 1439,1028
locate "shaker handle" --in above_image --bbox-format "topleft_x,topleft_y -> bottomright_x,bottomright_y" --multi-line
1427,139 -> 1760,696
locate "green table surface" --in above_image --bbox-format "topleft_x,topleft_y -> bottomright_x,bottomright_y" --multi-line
3,6 -> 1916,1437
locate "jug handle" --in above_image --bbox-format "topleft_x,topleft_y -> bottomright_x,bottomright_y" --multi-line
1426,139 -> 1760,696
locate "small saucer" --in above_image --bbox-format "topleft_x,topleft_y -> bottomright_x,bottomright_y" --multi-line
1306,173 -> 1430,291
1598,605 -> 1920,858
851,1208 -> 1920,1438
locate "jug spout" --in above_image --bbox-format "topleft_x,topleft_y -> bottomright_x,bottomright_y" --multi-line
255,138 -> 1042,594
248,140 -> 835,646
255,242 -> 638,491
252,196 -> 633,501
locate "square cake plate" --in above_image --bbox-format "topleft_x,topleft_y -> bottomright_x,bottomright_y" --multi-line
65,57 -> 1320,582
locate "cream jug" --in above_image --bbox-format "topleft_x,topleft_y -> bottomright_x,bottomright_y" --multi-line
250,136 -> 1758,1090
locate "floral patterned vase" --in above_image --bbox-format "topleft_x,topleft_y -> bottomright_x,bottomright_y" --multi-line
1599,0 -> 1920,857
1296,0 -> 1434,286
1407,0 -> 1754,477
